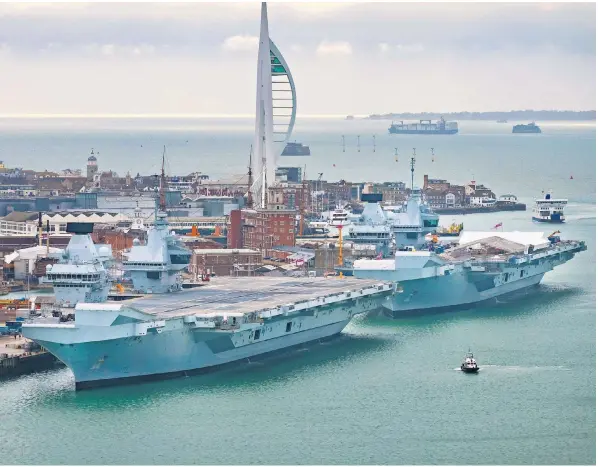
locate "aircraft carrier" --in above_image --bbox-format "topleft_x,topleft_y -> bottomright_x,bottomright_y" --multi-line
22,277 -> 395,389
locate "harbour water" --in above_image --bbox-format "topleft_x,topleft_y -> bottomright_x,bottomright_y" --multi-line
0,205 -> 595,465
0,118 -> 595,464
0,118 -> 595,202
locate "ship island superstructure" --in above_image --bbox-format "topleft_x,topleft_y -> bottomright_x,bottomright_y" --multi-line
345,190 -> 440,253
122,211 -> 192,294
121,144 -> 192,294
42,223 -> 113,307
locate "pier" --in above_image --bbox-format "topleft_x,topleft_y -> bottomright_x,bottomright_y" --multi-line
0,335 -> 63,379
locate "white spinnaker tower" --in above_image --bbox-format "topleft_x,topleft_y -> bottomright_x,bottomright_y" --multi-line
252,2 -> 297,208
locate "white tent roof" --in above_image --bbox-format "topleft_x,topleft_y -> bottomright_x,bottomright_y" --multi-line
458,231 -> 550,249
4,246 -> 64,264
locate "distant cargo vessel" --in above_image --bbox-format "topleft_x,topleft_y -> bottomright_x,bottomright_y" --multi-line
281,142 -> 310,156
513,122 -> 541,134
389,117 -> 458,135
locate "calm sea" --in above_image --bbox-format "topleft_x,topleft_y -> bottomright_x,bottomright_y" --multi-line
0,118 -> 595,465
0,117 -> 595,203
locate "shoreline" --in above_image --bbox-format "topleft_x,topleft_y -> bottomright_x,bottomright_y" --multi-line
433,203 -> 527,215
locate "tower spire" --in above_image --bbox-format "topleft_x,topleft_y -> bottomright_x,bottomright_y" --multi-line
247,145 -> 254,209
253,2 -> 275,209
411,148 -> 416,191
159,145 -> 167,212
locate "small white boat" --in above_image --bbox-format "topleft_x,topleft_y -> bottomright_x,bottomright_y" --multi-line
461,351 -> 479,373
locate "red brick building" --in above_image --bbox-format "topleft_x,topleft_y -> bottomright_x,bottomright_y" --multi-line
227,209 -> 296,256
267,183 -> 309,211
191,248 -> 262,277
227,210 -> 243,249
91,225 -> 145,260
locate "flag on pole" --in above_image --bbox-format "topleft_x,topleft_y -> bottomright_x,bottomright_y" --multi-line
375,252 -> 383,260
492,222 -> 503,230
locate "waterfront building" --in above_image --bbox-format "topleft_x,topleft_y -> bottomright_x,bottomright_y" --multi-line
3,245 -> 63,280
190,248 -> 262,277
469,188 -> 497,206
276,167 -> 303,183
228,208 -> 296,256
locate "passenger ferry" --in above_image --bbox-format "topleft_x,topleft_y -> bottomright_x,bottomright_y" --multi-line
532,193 -> 567,223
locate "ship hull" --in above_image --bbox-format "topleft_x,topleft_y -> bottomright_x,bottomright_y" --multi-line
34,319 -> 351,389
532,216 -> 565,223
389,129 -> 458,135
354,236 -> 586,318
23,281 -> 393,389
379,271 -> 545,318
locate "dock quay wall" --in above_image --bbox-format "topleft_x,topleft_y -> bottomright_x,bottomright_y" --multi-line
0,351 -> 63,379
434,203 -> 526,215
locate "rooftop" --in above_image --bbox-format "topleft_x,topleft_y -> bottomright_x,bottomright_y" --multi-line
192,249 -> 259,255
1,212 -> 40,222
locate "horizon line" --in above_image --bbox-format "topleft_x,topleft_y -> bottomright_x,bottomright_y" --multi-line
0,113 -> 365,119
0,111 -> 595,120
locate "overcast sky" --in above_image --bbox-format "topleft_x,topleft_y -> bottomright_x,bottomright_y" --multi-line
0,2 -> 595,116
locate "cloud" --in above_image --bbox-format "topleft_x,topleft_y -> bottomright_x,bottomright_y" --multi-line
221,35 -> 259,52
101,44 -> 115,56
278,3 -> 353,18
396,43 -> 425,53
75,43 -> 157,58
0,2 -> 593,116
378,42 -> 390,53
316,40 -> 352,57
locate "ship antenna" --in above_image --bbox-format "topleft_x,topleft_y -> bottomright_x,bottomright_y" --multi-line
411,148 -> 416,191
159,145 -> 167,212
247,145 -> 253,209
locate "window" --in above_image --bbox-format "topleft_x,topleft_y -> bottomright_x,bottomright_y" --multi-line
286,322 -> 292,332
503,273 -> 509,282
254,329 -> 261,340
520,270 -> 524,278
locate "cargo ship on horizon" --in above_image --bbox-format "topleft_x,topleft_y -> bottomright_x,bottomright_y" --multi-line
389,117 -> 458,135
513,122 -> 542,134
